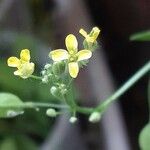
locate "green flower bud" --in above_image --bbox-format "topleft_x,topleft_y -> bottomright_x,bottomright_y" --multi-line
46,108 -> 57,117
59,84 -> 68,95
42,75 -> 49,83
52,61 -> 65,76
50,86 -> 63,100
41,70 -> 46,76
69,116 -> 77,123
83,40 -> 98,52
61,89 -> 68,95
89,112 -> 101,123
44,64 -> 52,70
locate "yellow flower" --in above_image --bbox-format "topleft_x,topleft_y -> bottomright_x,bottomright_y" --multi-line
79,27 -> 100,43
7,49 -> 35,79
49,34 -> 92,78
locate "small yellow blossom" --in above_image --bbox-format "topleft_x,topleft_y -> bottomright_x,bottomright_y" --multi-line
79,27 -> 100,43
49,34 -> 92,78
7,49 -> 35,79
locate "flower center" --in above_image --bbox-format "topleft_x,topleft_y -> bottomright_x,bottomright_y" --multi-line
69,56 -> 78,62
69,50 -> 76,55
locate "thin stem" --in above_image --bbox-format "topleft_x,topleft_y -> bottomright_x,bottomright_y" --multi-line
67,77 -> 74,88
30,75 -> 42,80
76,106 -> 94,114
1,62 -> 149,117
96,61 -> 150,112
148,78 -> 150,121
0,102 -> 68,109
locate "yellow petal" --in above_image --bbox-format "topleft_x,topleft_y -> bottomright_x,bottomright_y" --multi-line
7,57 -> 20,67
17,62 -> 35,79
20,49 -> 30,62
68,62 -> 79,78
79,29 -> 88,38
14,70 -> 22,76
49,49 -> 68,61
90,27 -> 100,41
77,50 -> 92,61
65,34 -> 78,54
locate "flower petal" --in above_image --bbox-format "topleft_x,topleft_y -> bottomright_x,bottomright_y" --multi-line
65,34 -> 78,54
77,50 -> 92,61
7,57 -> 20,67
16,62 -> 35,79
79,29 -> 88,38
20,49 -> 30,62
49,49 -> 68,61
90,27 -> 100,41
68,62 -> 79,78
14,70 -> 22,76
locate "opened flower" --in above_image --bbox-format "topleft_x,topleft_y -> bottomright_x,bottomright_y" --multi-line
7,49 -> 35,79
79,27 -> 100,43
49,34 -> 92,78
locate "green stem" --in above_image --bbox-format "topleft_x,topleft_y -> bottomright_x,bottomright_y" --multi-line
0,102 -> 68,109
67,77 -> 74,88
1,62 -> 149,116
76,106 -> 94,114
29,75 -> 42,80
96,61 -> 150,112
148,78 -> 150,121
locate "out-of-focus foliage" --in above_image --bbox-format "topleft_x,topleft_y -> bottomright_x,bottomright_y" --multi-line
139,124 -> 150,150
130,30 -> 150,41
0,136 -> 38,150
0,27 -> 55,150
0,93 -> 24,118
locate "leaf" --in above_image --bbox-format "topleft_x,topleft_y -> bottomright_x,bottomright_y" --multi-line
15,135 -> 38,150
0,136 -> 38,150
139,123 -> 150,150
0,93 -> 24,118
0,138 -> 17,150
130,30 -> 150,41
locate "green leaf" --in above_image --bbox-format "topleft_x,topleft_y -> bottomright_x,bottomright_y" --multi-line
15,135 -> 38,150
0,93 -> 24,118
0,138 -> 17,150
130,30 -> 150,41
139,123 -> 150,150
0,136 -> 38,150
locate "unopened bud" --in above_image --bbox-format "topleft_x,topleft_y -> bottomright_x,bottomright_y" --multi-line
89,112 -> 101,123
46,108 -> 57,117
69,116 -> 77,123
42,75 -> 49,83
41,70 -> 46,76
52,61 -> 65,76
44,64 -> 52,70
50,86 -> 62,100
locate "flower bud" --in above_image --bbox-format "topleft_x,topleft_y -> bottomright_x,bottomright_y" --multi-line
46,108 -> 57,117
42,75 -> 49,83
50,86 -> 63,100
41,70 -> 47,76
59,84 -> 68,95
69,116 -> 77,123
44,64 -> 52,70
89,112 -> 101,123
52,61 -> 65,76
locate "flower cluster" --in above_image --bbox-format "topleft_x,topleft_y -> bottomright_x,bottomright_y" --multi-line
50,27 -> 100,78
7,27 -> 100,79
7,49 -> 35,79
7,27 -> 101,123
